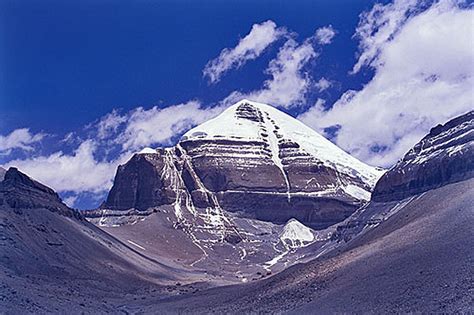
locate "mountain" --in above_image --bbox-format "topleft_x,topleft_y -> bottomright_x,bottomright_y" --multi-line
94,100 -> 383,229
83,100 -> 383,281
150,110 -> 473,313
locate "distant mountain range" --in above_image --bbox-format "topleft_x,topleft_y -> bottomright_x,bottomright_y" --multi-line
1,101 -> 472,313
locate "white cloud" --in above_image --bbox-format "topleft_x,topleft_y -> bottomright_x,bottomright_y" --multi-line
1,100 -> 225,202
203,20 -> 287,84
315,77 -> 332,92
117,100 -> 223,151
63,195 -> 78,208
3,140 -> 125,195
97,109 -> 127,139
352,0 -> 422,74
315,25 -> 336,45
300,0 -> 474,167
227,38 -> 318,108
222,25 -> 338,108
0,128 -> 45,153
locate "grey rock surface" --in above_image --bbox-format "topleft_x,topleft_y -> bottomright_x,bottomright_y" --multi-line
373,110 -> 473,202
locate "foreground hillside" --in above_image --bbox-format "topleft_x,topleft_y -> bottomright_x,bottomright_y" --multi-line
0,168 -> 210,313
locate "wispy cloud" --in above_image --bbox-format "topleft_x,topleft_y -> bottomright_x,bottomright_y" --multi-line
0,128 -> 45,154
97,109 -> 127,140
203,20 -> 288,84
228,38 -> 317,108
300,0 -> 474,167
315,25 -> 336,45
351,0 -> 422,74
223,25 -> 337,109
116,101 -> 223,151
315,77 -> 332,92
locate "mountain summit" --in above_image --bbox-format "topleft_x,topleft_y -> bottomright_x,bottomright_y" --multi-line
183,100 -> 382,189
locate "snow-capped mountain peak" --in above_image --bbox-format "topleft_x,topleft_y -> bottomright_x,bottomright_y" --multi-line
183,99 -> 384,188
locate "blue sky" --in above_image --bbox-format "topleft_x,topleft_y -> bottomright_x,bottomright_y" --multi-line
1,0 -> 380,134
1,0 -> 472,209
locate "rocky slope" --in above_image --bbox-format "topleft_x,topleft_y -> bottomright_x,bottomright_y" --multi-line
157,178 -> 473,314
0,167 -> 207,313
0,167 -> 79,218
325,110 -> 474,246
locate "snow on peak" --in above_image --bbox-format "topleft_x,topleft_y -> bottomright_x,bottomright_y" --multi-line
280,218 -> 314,248
182,99 -> 384,187
137,147 -> 156,154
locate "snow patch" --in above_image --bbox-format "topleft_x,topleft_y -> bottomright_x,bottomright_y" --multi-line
127,240 -> 146,251
280,219 -> 314,248
342,184 -> 371,201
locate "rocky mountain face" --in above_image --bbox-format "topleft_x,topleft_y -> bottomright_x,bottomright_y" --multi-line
373,111 -> 473,202
98,100 -> 383,229
328,110 -> 474,245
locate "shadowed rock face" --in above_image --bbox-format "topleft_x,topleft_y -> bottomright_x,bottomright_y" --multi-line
0,167 -> 80,219
373,111 -> 474,202
104,151 -> 176,210
101,101 -> 381,229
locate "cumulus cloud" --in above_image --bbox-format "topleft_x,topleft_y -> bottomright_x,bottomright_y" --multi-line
203,20 -> 287,84
300,0 -> 474,167
3,140 -> 124,195
315,25 -> 336,45
117,101 -> 223,151
0,128 -> 45,154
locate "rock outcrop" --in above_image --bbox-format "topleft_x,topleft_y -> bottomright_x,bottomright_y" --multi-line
0,167 -> 80,219
331,110 -> 474,244
372,110 -> 474,202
